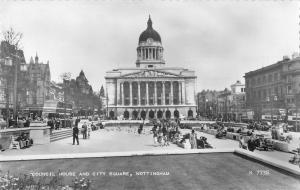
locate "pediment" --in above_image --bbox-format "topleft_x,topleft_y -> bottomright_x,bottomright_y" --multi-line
121,70 -> 181,78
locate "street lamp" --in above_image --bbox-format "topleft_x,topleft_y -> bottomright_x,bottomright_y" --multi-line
266,95 -> 277,124
204,98 -> 208,118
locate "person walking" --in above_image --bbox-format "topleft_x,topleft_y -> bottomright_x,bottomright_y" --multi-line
190,129 -> 197,149
87,124 -> 91,139
73,125 -> 79,145
82,122 -> 87,139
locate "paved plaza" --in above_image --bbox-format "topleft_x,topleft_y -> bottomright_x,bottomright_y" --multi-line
0,126 -> 297,166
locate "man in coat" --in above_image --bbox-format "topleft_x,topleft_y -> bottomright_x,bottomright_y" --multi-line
73,125 -> 79,145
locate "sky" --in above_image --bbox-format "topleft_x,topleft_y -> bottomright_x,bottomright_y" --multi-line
0,0 -> 299,92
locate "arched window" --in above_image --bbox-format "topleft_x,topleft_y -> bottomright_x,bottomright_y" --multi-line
149,110 -> 155,119
166,110 -> 171,119
109,111 -> 114,119
157,110 -> 163,119
188,110 -> 193,118
124,110 -> 129,120
174,110 -> 179,118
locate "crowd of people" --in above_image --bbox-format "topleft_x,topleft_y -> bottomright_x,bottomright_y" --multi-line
151,119 -> 180,147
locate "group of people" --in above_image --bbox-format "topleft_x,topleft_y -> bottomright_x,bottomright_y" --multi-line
72,122 -> 91,145
289,149 -> 300,166
151,120 -> 180,147
15,132 -> 33,149
178,130 -> 212,149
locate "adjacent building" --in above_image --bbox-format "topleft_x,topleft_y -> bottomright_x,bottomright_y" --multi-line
0,40 -> 52,119
196,90 -> 219,119
0,41 -> 29,118
105,16 -> 197,120
244,53 -> 300,122
24,54 -> 51,116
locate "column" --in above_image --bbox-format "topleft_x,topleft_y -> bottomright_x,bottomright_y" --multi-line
153,48 -> 155,59
170,81 -> 173,105
143,48 -> 145,59
138,82 -> 141,106
121,82 -> 124,105
162,82 -> 165,105
129,81 -> 132,106
146,82 -> 149,105
154,82 -> 157,105
147,48 -> 149,60
179,82 -> 182,104
182,81 -> 185,104
117,81 -> 120,105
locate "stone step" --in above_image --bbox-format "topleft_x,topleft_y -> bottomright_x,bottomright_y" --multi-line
51,130 -> 72,136
50,133 -> 72,139
50,135 -> 73,142
50,129 -> 73,142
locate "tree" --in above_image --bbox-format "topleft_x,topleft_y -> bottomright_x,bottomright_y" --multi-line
3,27 -> 23,50
99,85 -> 105,97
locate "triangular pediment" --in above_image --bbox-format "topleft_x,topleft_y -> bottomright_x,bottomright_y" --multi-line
121,70 -> 181,78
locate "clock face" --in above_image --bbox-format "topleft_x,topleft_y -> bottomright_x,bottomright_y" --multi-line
147,38 -> 153,44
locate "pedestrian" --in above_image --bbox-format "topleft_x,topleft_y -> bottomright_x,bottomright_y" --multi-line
73,125 -> 79,145
247,135 -> 256,152
190,129 -> 197,149
138,123 -> 143,135
153,126 -> 158,144
82,122 -> 87,139
87,124 -> 91,139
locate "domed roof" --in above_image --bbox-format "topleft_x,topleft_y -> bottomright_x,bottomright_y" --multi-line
138,16 -> 161,43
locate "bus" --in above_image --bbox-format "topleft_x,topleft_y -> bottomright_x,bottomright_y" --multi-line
42,100 -> 72,119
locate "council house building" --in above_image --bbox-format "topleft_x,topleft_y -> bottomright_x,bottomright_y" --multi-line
105,16 -> 197,120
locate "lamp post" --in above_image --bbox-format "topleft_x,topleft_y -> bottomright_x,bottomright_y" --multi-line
3,58 -> 12,127
266,95 -> 277,124
204,98 -> 208,118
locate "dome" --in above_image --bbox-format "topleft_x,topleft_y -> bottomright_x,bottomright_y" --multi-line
138,16 -> 161,43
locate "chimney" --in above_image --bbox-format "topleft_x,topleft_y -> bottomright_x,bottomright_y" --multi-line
283,55 -> 290,61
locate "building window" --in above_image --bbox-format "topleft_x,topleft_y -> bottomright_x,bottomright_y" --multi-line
268,74 -> 273,83
287,85 -> 292,94
274,73 -> 278,81
287,75 -> 292,83
257,77 -> 261,85
274,87 -> 278,95
263,75 -> 266,83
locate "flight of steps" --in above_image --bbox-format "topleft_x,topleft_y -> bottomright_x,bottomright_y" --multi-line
50,129 -> 73,142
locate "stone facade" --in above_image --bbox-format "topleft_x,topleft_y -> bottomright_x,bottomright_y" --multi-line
216,81 -> 246,122
25,54 -> 51,115
244,54 -> 300,121
0,41 -> 51,118
197,90 -> 219,119
0,41 -> 29,118
105,17 -> 197,120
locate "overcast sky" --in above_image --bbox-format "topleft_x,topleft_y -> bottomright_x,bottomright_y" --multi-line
0,1 -> 299,92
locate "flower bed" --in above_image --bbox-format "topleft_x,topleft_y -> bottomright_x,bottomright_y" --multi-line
0,171 -> 92,190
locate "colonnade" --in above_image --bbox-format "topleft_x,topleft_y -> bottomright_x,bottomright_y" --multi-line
137,47 -> 163,60
119,81 -> 185,106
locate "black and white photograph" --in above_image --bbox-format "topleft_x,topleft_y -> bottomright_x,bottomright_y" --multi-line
0,0 -> 299,189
